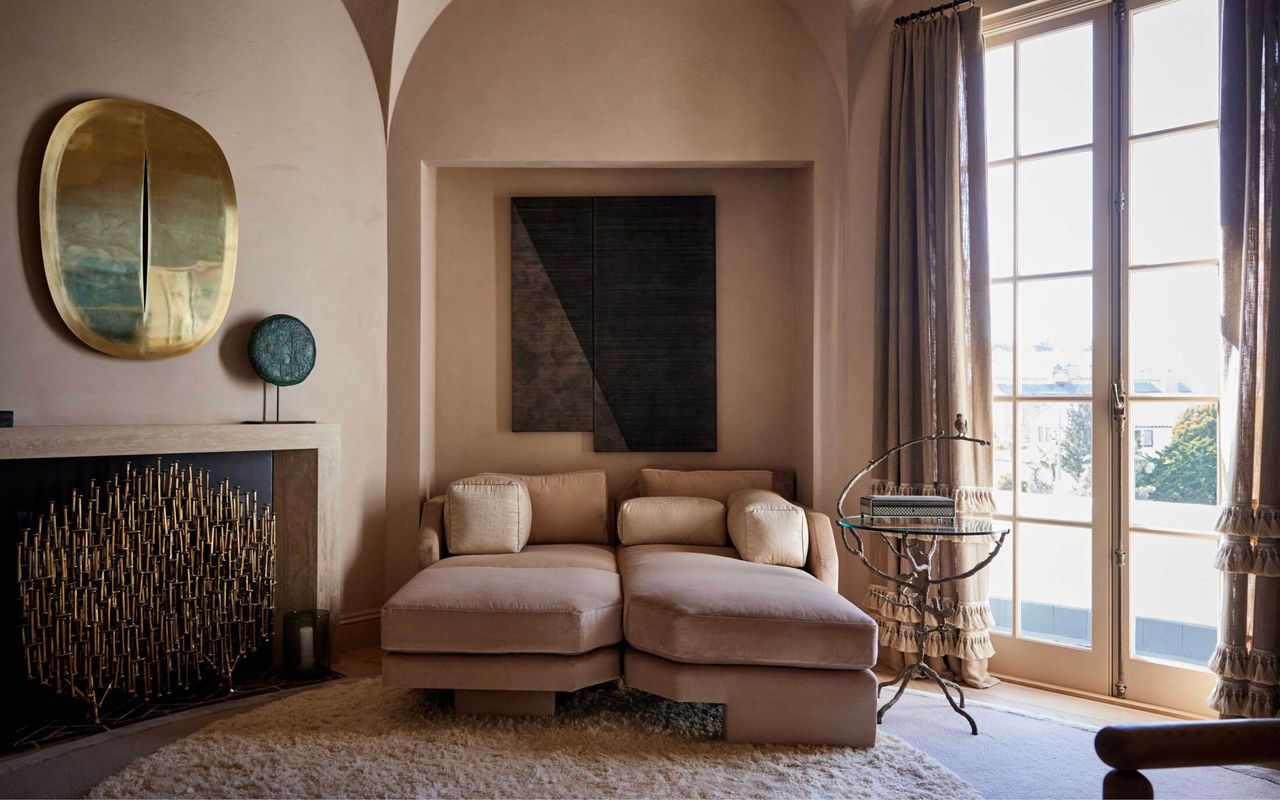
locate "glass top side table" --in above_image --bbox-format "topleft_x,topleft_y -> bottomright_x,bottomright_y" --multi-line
838,516 -> 1009,735
833,413 -> 1008,735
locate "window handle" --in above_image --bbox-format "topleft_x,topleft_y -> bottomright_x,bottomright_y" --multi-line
1111,382 -> 1127,425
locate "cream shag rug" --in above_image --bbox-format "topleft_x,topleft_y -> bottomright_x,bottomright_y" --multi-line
89,678 -> 980,799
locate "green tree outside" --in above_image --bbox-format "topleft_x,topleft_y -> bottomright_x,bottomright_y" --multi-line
1135,404 -> 1218,505
1060,402 -> 1092,494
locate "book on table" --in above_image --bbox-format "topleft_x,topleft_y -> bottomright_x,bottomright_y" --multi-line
859,494 -> 955,520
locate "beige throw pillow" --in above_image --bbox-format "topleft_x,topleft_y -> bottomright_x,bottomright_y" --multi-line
444,476 -> 532,555
638,468 -> 774,503
478,470 -> 609,544
617,496 -> 727,546
727,489 -> 808,567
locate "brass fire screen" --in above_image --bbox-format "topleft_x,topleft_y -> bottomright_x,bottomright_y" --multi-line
15,460 -> 275,722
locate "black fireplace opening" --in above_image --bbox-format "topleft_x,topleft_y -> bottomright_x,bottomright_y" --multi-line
2,451 -> 335,753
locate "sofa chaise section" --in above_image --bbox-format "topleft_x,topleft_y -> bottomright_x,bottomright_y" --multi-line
382,490 -> 623,715
617,471 -> 879,747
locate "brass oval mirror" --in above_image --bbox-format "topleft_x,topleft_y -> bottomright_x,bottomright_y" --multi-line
40,99 -> 237,359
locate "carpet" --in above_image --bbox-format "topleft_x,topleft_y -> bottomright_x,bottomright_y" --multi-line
882,689 -> 1280,800
88,678 -> 979,799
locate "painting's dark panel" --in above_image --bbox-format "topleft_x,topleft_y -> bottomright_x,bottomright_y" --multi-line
592,196 -> 716,452
511,197 -> 594,431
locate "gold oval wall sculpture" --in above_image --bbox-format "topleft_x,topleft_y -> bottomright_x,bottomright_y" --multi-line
39,99 -> 237,359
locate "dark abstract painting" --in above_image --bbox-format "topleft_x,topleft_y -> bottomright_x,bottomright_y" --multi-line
510,195 -> 716,452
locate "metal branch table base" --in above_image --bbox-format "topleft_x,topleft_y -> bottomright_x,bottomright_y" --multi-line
838,518 -> 1009,736
878,650 -> 974,734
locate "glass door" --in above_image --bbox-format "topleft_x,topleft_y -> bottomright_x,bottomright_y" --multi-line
983,6 -> 1115,695
982,0 -> 1225,714
1118,0 -> 1222,714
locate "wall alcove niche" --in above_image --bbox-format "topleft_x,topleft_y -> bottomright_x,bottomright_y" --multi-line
384,0 -> 858,599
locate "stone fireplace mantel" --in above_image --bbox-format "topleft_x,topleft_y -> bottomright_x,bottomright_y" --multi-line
0,423 -> 341,654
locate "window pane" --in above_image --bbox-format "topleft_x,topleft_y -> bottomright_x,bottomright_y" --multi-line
1129,265 -> 1221,395
986,45 -> 1015,161
992,282 -> 1014,396
989,164 -> 1014,279
1018,151 -> 1093,275
1131,532 -> 1219,667
1018,277 -> 1092,396
1018,23 -> 1093,154
1129,128 -> 1220,265
1018,402 -> 1092,522
1130,402 -> 1219,531
989,525 -> 1014,634
1018,522 -> 1091,647
1131,0 -> 1219,135
994,402 -> 1014,515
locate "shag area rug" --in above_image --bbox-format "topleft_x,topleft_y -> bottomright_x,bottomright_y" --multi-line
89,678 -> 980,799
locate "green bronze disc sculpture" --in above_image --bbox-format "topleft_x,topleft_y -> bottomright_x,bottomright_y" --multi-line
248,314 -> 315,387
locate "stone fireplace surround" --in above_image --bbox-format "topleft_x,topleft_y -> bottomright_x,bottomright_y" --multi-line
0,424 -> 341,661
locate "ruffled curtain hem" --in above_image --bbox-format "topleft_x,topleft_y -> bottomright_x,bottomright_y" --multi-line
1212,534 -> 1280,576
1209,678 -> 1280,718
1215,503 -> 1280,539
875,618 -> 997,661
866,585 -> 995,630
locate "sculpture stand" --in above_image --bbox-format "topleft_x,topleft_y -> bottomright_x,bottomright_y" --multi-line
243,381 -> 316,424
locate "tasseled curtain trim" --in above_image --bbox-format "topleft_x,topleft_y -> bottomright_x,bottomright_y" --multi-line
1210,643 -> 1251,680
1209,678 -> 1280,718
1208,679 -> 1250,716
1213,536 -> 1280,576
1249,649 -> 1280,685
1215,503 -> 1280,540
1209,647 -> 1280,717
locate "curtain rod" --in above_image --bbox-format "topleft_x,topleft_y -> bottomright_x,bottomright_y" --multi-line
894,0 -> 978,27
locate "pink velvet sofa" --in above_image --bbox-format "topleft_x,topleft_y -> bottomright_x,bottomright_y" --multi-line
381,467 -> 878,745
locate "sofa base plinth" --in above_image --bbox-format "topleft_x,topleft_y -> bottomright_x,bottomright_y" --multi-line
455,689 -> 556,716
381,647 -> 620,693
625,649 -> 877,747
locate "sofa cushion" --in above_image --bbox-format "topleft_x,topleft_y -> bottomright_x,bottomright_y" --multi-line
618,544 -> 877,670
479,470 -> 609,545
638,468 -> 774,503
445,476 -> 532,554
382,544 -> 622,654
727,489 -> 808,567
617,496 -> 727,546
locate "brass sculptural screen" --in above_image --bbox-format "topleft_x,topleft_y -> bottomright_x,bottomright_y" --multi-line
39,99 -> 237,358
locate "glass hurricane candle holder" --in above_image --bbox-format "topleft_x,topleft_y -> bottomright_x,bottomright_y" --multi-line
283,609 -> 331,679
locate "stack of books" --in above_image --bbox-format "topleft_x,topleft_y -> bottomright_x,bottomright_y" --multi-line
860,495 -> 955,527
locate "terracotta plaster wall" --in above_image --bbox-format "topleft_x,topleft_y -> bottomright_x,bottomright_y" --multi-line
0,1 -> 389,639
386,0 -> 863,597
434,167 -> 807,494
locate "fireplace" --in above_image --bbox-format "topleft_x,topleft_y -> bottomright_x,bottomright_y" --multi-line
0,424 -> 339,751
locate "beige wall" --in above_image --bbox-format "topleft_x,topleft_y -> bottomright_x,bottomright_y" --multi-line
0,1 -> 390,643
434,167 -> 809,494
386,0 -> 863,598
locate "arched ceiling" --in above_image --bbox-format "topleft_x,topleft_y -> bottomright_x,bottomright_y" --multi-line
343,0 -> 900,136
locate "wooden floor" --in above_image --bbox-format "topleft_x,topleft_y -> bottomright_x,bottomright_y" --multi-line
337,647 -> 1181,727
881,668 -> 1181,726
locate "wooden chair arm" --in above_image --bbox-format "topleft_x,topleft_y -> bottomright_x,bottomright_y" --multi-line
1095,719 -> 1280,771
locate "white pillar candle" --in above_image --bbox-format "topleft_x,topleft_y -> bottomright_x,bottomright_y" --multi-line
298,625 -> 315,670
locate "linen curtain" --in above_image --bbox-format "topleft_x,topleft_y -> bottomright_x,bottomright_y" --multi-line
1209,0 -> 1280,718
869,6 -> 999,689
